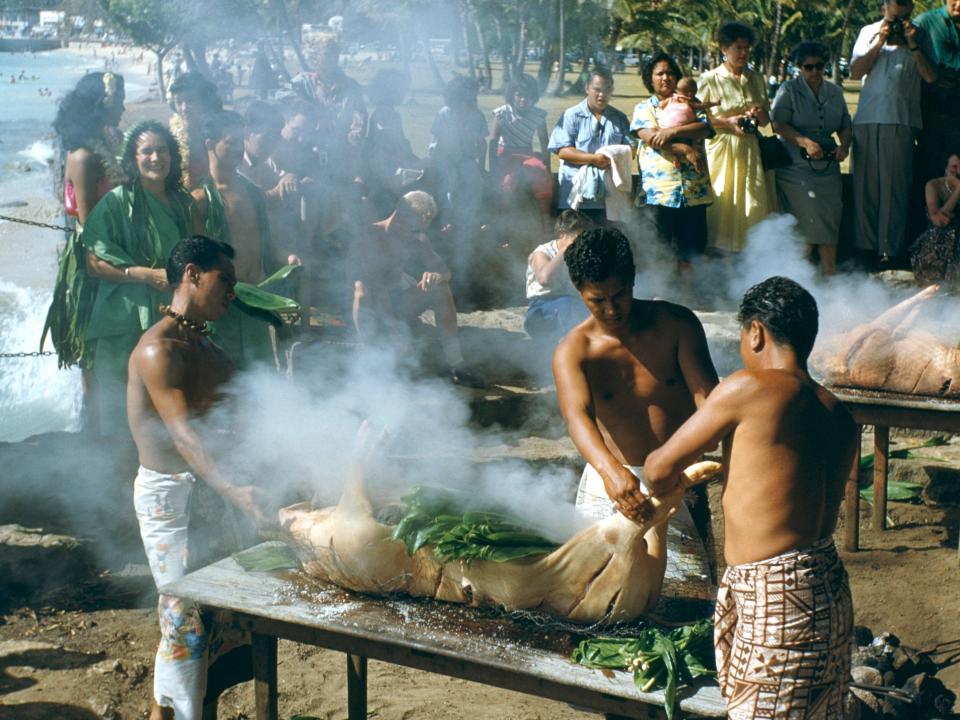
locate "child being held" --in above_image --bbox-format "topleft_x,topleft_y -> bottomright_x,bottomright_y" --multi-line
659,77 -> 717,128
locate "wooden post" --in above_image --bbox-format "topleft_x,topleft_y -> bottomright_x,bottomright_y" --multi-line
844,426 -> 862,552
347,654 -> 368,720
252,633 -> 278,720
873,425 -> 890,531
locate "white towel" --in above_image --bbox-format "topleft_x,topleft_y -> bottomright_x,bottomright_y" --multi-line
596,144 -> 635,223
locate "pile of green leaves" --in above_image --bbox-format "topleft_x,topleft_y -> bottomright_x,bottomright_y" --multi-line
391,487 -> 559,564
858,436 -> 947,506
571,619 -> 715,720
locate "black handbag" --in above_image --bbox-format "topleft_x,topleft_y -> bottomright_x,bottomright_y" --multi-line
758,134 -> 792,171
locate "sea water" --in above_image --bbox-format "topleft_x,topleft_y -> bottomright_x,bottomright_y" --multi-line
0,49 -> 147,442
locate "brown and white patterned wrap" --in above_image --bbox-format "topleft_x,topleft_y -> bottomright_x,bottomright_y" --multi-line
714,537 -> 853,719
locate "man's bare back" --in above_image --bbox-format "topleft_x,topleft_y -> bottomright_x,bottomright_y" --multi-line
718,369 -> 855,565
557,299 -> 714,466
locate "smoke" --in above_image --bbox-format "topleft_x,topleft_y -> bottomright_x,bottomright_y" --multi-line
199,342 -> 581,542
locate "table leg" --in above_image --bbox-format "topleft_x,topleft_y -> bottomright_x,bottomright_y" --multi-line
873,425 -> 890,531
252,633 -> 278,720
347,654 -> 368,720
844,426 -> 862,552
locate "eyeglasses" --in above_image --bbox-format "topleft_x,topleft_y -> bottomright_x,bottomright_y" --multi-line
802,62 -> 826,71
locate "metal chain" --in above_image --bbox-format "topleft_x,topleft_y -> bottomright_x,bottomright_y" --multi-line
0,213 -> 71,233
0,350 -> 56,359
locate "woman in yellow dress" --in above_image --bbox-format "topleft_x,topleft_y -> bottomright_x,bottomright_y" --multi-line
699,21 -> 774,253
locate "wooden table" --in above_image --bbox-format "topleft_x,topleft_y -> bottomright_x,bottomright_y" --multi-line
162,545 -> 727,720
832,388 -> 960,554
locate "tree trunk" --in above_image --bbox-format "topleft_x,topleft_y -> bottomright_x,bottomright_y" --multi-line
767,0 -> 784,80
553,0 -> 565,95
154,46 -> 169,102
834,0 -> 859,85
473,17 -> 493,91
417,25 -> 445,91
515,19 -> 528,80
537,0 -> 556,92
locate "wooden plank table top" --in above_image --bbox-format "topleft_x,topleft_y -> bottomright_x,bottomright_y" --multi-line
163,545 -> 727,719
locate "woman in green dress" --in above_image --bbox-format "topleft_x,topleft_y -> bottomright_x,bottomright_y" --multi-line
81,121 -> 197,436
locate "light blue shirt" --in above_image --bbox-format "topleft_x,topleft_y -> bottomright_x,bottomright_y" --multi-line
548,98 -> 635,209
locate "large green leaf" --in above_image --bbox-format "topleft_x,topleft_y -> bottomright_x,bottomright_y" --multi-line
258,263 -> 303,288
233,281 -> 300,328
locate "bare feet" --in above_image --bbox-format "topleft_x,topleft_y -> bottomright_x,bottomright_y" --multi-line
149,701 -> 174,720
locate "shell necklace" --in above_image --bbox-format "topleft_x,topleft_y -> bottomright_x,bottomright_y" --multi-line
160,304 -> 209,335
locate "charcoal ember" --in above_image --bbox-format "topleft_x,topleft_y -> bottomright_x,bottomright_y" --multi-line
853,625 -> 875,647
852,665 -> 884,686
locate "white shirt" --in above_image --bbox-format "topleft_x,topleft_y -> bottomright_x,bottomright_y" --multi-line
850,20 -> 932,128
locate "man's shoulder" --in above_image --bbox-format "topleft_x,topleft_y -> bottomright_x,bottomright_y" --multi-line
644,299 -> 702,329
913,7 -> 943,30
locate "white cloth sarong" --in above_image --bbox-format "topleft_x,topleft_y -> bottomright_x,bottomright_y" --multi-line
134,466 -> 207,720
576,464 -> 714,603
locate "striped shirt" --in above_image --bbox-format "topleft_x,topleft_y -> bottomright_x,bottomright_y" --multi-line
493,104 -> 547,151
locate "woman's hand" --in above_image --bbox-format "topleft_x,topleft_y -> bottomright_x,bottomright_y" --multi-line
726,115 -> 747,137
131,266 -> 169,291
648,128 -> 675,148
799,137 -> 824,159
834,145 -> 849,162
932,210 -> 953,228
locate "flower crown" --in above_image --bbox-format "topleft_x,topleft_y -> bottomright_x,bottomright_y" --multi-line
102,72 -> 119,107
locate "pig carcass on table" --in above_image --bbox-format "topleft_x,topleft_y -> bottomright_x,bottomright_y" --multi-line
812,285 -> 960,397
280,460 -> 722,624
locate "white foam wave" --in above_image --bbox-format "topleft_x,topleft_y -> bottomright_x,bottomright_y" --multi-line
17,139 -> 56,167
0,280 -> 81,442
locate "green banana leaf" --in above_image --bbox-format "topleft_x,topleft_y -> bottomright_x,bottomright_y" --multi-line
859,480 -> 925,504
232,542 -> 301,572
859,436 -> 948,473
233,281 -> 300,328
258,263 -> 303,288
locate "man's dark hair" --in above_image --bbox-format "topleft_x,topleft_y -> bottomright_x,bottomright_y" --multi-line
244,101 -> 284,134
718,21 -> 758,48
945,145 -> 960,168
737,276 -> 819,360
641,51 -> 683,94
200,109 -> 245,144
588,65 -> 614,89
554,209 -> 593,238
564,227 -> 635,289
169,71 -> 223,112
166,235 -> 235,287
790,41 -> 831,65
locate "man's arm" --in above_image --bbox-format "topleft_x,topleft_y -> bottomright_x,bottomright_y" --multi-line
675,307 -> 720,408
905,22 -> 938,83
851,24 -> 888,80
644,372 -> 747,498
553,336 -> 649,517
133,342 -> 268,525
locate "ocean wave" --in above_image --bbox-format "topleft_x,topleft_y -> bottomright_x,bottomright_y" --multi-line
17,139 -> 56,166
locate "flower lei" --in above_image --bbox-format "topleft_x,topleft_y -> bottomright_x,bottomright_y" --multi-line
169,113 -> 193,188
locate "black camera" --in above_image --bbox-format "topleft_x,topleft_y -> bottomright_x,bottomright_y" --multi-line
800,139 -> 838,163
738,115 -> 759,134
886,17 -> 906,43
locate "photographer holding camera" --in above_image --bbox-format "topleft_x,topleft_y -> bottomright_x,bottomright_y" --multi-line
850,0 -> 937,268
771,42 -> 853,276
699,21 -> 774,254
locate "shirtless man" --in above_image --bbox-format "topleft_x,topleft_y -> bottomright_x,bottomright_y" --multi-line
645,276 -> 856,719
128,236 -> 268,720
348,190 -> 484,387
193,109 -> 296,369
552,227 -> 720,600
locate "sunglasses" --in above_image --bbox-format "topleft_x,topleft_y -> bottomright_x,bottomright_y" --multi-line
802,62 -> 826,71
